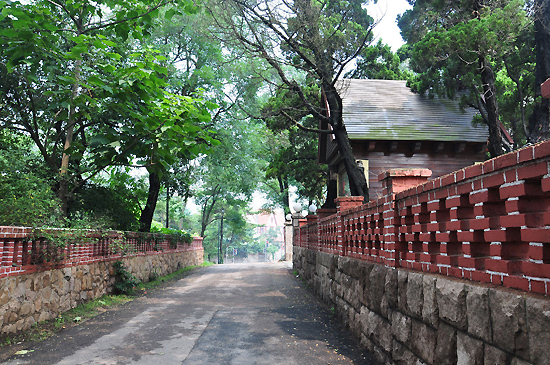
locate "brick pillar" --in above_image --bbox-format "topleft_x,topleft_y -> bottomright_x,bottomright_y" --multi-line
379,168 -> 432,195
335,197 -> 364,257
378,169 -> 431,268
284,222 -> 293,261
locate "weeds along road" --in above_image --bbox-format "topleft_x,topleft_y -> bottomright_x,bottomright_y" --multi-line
2,262 -> 376,365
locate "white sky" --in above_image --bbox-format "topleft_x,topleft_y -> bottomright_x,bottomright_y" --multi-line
366,0 -> 412,51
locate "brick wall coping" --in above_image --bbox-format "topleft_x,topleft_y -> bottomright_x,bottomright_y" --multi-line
0,226 -> 203,279
378,168 -> 432,181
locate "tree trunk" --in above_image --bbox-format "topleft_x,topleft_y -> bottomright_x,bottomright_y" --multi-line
58,58 -> 82,216
139,171 -> 161,232
478,56 -> 504,157
321,168 -> 337,209
529,0 -> 550,142
324,84 -> 369,201
277,175 -> 290,214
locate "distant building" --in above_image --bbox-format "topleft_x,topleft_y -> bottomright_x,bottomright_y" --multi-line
319,79 -> 490,200
247,209 -> 285,249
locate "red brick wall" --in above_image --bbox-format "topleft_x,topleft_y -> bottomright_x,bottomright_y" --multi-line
295,140 -> 550,295
0,227 -> 203,279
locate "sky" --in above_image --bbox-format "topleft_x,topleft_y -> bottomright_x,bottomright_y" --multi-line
365,0 -> 412,51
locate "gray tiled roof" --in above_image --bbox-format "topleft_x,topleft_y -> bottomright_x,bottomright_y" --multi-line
338,79 -> 489,142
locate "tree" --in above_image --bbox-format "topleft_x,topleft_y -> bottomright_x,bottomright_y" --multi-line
134,8 -> 228,231
0,0 -> 217,223
261,95 -> 327,213
194,116 -> 264,238
0,131 -> 61,226
208,0 -> 376,201
399,0 -> 530,156
346,40 -> 410,80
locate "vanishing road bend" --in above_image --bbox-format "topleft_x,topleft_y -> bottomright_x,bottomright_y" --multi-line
2,262 -> 376,365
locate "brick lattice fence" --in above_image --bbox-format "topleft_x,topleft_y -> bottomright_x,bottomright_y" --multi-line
295,140 -> 550,295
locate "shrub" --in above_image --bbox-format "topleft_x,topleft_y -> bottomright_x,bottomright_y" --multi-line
112,261 -> 141,295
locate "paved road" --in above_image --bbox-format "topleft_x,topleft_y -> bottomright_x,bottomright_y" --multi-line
2,262 -> 376,364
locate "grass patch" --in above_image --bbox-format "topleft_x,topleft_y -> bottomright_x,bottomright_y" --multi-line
0,261 -> 212,354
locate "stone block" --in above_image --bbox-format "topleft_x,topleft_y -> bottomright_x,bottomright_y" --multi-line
407,272 -> 424,318
392,339 -> 421,365
436,278 -> 467,330
316,251 -> 329,268
466,284 -> 492,342
490,289 -> 528,357
341,272 -> 352,291
365,310 -> 392,352
329,255 -> 337,279
38,311 -> 51,323
0,288 -> 9,307
62,267 -> 72,279
360,332 -> 375,352
345,278 -> 361,311
484,344 -> 509,365
339,256 -> 351,275
434,322 -> 457,365
368,265 -> 387,313
335,269 -> 342,284
385,268 -> 398,309
510,358 -> 532,365
18,302 -> 33,317
457,332 -> 484,365
360,262 -> 375,307
391,310 -> 412,345
360,306 -> 372,333
398,270 -> 408,312
372,344 -> 390,365
410,319 -> 437,364
380,294 -> 390,319
526,296 -> 550,365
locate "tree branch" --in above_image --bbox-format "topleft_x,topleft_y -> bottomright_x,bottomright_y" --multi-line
280,110 -> 334,134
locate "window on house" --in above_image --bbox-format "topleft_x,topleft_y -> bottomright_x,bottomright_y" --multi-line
337,160 -> 369,197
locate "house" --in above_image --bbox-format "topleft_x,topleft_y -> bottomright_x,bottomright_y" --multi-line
318,79 -> 489,200
247,209 -> 285,248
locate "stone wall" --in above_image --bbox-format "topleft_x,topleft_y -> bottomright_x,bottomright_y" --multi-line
294,246 -> 550,365
0,248 -> 203,335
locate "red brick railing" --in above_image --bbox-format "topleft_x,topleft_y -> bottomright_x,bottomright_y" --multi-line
0,227 -> 203,279
295,141 -> 550,295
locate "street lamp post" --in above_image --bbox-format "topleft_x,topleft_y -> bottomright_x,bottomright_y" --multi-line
218,209 -> 224,264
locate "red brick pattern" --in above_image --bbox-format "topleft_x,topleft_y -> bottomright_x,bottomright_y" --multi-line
0,227 -> 203,279
295,140 -> 550,295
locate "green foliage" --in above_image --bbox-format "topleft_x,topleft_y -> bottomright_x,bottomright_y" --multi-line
400,0 -> 535,149
150,226 -> 193,248
0,0 -> 218,219
260,81 -> 327,211
347,40 -> 411,80
0,133 -> 61,227
68,184 -> 141,231
112,261 -> 141,295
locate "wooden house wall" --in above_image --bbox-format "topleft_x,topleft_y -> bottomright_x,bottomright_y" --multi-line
351,141 -> 486,201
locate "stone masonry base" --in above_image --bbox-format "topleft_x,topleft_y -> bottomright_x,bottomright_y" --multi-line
293,246 -> 550,365
0,249 -> 203,335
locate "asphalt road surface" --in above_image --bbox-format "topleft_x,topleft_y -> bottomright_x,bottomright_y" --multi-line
2,262 -> 376,365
